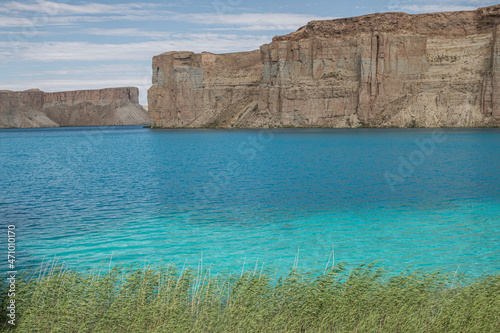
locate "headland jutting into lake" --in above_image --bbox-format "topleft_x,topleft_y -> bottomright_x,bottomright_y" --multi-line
148,5 -> 500,128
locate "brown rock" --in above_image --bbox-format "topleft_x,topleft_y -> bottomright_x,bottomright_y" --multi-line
0,87 -> 150,128
148,5 -> 500,128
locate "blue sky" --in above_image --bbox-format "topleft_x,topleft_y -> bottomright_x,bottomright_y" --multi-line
0,0 -> 497,104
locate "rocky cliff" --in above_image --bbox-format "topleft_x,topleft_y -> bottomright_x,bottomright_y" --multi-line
0,87 -> 150,128
148,5 -> 500,128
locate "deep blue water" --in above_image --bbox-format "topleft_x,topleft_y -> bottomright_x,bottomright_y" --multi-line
0,126 -> 499,276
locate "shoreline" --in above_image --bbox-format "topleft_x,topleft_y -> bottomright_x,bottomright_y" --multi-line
2,262 -> 498,332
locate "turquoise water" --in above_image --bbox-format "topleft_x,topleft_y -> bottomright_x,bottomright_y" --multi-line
0,126 -> 499,276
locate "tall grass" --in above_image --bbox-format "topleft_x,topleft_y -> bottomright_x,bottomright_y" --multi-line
1,262 -> 499,332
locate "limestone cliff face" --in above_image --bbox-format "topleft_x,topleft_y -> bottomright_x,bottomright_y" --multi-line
148,51 -> 263,127
149,5 -> 500,128
0,87 -> 150,128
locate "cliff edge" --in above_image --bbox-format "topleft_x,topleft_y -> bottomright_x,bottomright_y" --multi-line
148,5 -> 500,128
0,87 -> 150,128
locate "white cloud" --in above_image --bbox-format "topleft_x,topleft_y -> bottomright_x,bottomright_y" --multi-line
0,33 -> 271,62
0,14 -> 104,28
84,28 -> 170,39
0,2 -> 336,31
399,5 -> 477,13
0,12 -> 183,28
0,0 -> 163,15
0,0 -> 60,14
461,0 -> 497,4
178,13 -> 337,31
0,1 -> 173,28
19,64 -> 148,76
0,29 -> 51,36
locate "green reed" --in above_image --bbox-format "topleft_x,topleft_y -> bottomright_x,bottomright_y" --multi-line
1,261 -> 499,332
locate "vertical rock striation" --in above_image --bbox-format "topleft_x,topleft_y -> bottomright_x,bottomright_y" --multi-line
148,51 -> 263,128
149,5 -> 500,128
0,87 -> 150,128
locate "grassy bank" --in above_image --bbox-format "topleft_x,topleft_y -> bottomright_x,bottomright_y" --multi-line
1,262 -> 499,332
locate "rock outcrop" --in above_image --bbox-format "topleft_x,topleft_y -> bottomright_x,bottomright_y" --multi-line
0,87 -> 150,128
148,5 -> 500,128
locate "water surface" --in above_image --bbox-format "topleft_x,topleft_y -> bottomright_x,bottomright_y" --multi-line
0,126 -> 498,276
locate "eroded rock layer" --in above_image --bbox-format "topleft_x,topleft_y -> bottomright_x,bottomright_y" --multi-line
0,87 -> 150,128
148,5 -> 500,128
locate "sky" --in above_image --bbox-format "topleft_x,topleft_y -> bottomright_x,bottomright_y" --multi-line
0,0 -> 497,105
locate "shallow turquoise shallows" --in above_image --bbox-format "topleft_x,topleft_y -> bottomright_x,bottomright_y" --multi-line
0,126 -> 499,276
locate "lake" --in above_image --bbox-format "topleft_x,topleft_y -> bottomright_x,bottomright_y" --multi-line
0,126 -> 499,276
